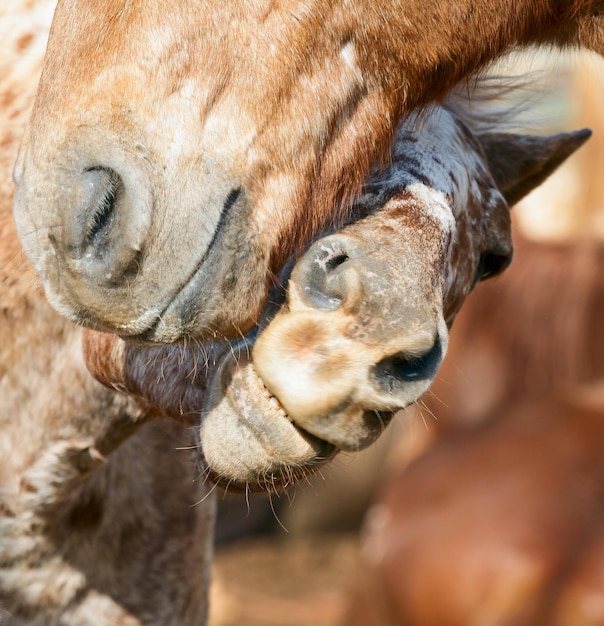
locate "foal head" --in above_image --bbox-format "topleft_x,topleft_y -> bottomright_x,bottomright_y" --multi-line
195,107 -> 589,488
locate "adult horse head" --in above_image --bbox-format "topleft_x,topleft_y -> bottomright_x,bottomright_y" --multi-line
85,101 -> 589,490
12,0 -> 604,342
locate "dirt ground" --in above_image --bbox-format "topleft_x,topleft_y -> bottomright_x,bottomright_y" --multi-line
208,535 -> 360,626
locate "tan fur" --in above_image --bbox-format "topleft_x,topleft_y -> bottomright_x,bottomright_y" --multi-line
0,3 -> 215,624
2,0 -> 599,619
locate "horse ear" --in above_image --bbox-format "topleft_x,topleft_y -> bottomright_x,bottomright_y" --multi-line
478,128 -> 592,207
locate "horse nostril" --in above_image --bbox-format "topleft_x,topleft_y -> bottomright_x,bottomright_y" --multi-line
325,252 -> 349,271
64,163 -> 150,288
373,338 -> 443,392
83,167 -> 121,246
293,236 -> 359,312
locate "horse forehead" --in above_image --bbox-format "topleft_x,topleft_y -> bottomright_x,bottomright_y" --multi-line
401,182 -> 457,236
394,108 -> 492,202
357,109 -> 493,239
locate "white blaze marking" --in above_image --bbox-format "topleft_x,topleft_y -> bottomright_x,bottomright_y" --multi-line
340,41 -> 357,70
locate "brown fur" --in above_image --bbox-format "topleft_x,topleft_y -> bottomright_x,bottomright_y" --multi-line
0,3 -> 215,624
346,392 -> 604,626
84,116 -> 589,490
13,0 -> 604,342
2,0 -> 598,619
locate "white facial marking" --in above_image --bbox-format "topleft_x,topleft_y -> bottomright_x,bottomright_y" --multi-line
340,40 -> 357,70
405,182 -> 456,234
387,108 -> 488,215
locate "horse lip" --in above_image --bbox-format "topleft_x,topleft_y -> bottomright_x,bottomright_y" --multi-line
198,342 -> 337,492
209,343 -> 298,438
119,188 -> 244,343
206,341 -> 337,451
110,257 -> 207,343
205,339 -> 254,408
212,344 -> 378,452
121,239 -> 232,343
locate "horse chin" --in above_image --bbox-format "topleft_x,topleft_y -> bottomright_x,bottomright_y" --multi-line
198,350 -> 337,492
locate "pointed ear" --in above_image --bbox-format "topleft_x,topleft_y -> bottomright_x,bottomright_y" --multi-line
478,128 -> 592,207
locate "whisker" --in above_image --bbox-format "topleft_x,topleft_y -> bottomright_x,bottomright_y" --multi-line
245,483 -> 251,515
416,398 -> 439,422
191,480 -> 219,507
268,491 -> 289,533
373,410 -> 386,431
424,387 -> 449,409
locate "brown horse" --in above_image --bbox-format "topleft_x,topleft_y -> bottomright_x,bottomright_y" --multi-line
85,107 -> 589,490
345,390 -> 604,626
12,0 -> 604,345
0,4 -> 593,623
0,8 -> 591,626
